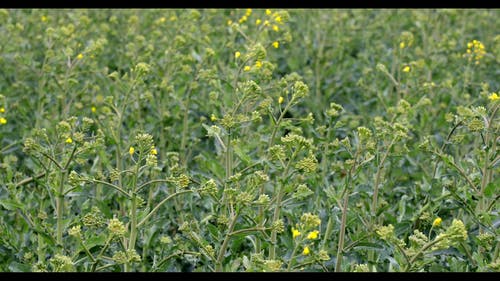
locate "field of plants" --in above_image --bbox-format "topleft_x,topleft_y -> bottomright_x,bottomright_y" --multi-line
0,9 -> 498,272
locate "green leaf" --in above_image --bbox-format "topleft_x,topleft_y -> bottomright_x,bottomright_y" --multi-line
483,182 -> 496,198
233,145 -> 251,165
80,233 -> 107,252
353,242 -> 385,251
8,262 -> 31,272
0,199 -> 24,211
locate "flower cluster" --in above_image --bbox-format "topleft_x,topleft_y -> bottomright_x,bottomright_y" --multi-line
464,39 -> 486,64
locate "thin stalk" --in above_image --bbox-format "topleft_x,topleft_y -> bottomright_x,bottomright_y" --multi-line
403,234 -> 448,272
371,137 -> 396,223
137,190 -> 193,227
125,151 -> 141,272
55,183 -> 64,248
269,149 -> 299,260
286,243 -> 300,271
335,169 -> 352,272
215,212 -> 239,272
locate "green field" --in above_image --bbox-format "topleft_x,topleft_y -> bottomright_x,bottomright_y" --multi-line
0,9 -> 498,272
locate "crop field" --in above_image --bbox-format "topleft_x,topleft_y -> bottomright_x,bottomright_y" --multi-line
0,9 -> 498,272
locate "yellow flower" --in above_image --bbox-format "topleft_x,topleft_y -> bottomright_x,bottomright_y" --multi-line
150,146 -> 158,155
302,246 -> 310,255
210,114 -> 217,121
235,51 -> 241,59
488,92 -> 499,101
402,65 -> 411,73
244,66 -> 251,72
272,25 -> 279,32
292,228 -> 301,238
170,16 -> 177,22
266,9 -> 272,15
272,41 -> 279,49
227,20 -> 233,25
91,106 -> 96,113
159,17 -> 166,23
239,15 -> 247,24
307,230 -> 319,240
399,42 -> 405,49
255,60 -> 262,68
129,146 -> 135,156
65,137 -> 73,144
41,15 -> 47,22
76,53 -> 83,60
0,107 -> 4,113
432,217 -> 442,227
275,16 -> 282,24
263,20 -> 270,26
0,117 -> 6,125
246,9 -> 252,16
278,96 -> 284,104
255,19 -> 261,25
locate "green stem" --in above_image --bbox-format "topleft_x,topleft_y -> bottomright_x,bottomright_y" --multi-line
404,234 -> 447,272
91,235 -> 113,272
15,172 -> 46,188
125,153 -> 141,272
335,169 -> 352,272
269,149 -> 299,260
84,179 -> 130,198
215,212 -> 239,272
56,169 -> 67,250
286,242 -> 300,271
371,137 -> 396,222
229,227 -> 267,237
137,190 -> 193,227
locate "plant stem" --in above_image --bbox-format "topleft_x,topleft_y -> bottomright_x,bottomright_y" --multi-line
215,212 -> 239,272
269,149 -> 299,260
286,243 -> 300,271
125,151 -> 141,272
371,137 -> 396,223
403,234 -> 447,272
335,169 -> 352,272
56,168 -> 67,250
137,190 -> 193,227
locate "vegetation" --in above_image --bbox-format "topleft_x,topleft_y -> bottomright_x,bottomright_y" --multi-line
0,9 -> 498,272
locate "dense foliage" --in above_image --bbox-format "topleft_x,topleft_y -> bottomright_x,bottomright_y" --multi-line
0,9 -> 498,272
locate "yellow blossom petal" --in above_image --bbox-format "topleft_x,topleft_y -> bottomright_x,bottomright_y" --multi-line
0,117 -> 6,125
432,217 -> 442,227
292,228 -> 301,238
129,146 -> 135,156
65,138 -> 73,144
488,93 -> 499,101
272,41 -> 279,49
235,51 -> 241,59
302,246 -> 310,255
278,96 -> 284,104
307,230 -> 319,240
